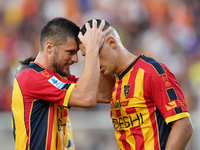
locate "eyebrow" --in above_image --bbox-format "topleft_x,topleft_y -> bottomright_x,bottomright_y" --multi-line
65,49 -> 79,52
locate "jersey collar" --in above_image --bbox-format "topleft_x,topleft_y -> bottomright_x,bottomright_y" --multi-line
118,54 -> 142,80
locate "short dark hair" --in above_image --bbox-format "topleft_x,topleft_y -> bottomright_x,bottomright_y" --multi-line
39,17 -> 80,50
80,19 -> 111,35
19,57 -> 35,65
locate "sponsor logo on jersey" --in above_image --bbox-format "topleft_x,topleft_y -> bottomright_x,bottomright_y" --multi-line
162,76 -> 171,87
177,100 -> 185,107
165,101 -> 177,110
111,100 -> 129,108
124,85 -> 130,98
48,76 -> 65,89
114,100 -> 122,108
112,113 -> 143,129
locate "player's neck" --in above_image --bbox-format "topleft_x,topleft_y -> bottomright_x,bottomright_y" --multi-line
35,52 -> 54,72
115,49 -> 136,76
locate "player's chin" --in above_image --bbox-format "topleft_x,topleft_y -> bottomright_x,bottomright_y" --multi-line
60,68 -> 70,77
65,69 -> 70,76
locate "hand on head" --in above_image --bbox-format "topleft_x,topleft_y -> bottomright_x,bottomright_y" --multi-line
78,19 -> 111,55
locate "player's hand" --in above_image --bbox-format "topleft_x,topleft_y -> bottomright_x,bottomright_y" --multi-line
78,19 -> 111,55
79,43 -> 86,56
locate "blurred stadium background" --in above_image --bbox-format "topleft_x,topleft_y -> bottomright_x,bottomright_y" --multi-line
0,0 -> 200,149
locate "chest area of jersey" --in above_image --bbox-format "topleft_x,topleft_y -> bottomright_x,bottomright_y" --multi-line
111,68 -> 145,108
110,68 -> 157,131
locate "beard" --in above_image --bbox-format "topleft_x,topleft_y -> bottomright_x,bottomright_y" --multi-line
52,52 -> 70,77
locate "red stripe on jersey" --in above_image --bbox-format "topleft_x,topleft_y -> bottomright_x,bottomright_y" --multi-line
151,114 -> 160,150
110,111 -> 112,118
127,68 -> 138,98
46,103 -> 54,150
116,110 -> 121,117
25,102 -> 33,150
143,75 -> 160,150
145,99 -> 160,150
26,140 -> 29,150
125,107 -> 137,115
64,108 -> 68,117
116,80 -> 122,100
130,126 -> 145,150
119,130 -> 131,150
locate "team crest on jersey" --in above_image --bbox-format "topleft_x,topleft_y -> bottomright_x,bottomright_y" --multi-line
48,76 -> 65,89
124,85 -> 130,98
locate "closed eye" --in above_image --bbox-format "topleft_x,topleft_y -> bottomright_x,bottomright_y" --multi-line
67,50 -> 77,55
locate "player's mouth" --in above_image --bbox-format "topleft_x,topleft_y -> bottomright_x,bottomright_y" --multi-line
65,66 -> 70,69
65,63 -> 73,67
64,64 -> 71,70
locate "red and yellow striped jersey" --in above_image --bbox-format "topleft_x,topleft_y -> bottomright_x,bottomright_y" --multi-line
110,54 -> 190,150
60,77 -> 75,150
64,116 -> 75,150
11,62 -> 77,150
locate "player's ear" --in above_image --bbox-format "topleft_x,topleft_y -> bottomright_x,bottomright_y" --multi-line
45,41 -> 54,54
105,36 -> 116,50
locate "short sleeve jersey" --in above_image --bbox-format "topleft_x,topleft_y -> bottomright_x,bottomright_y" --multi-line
110,54 -> 190,150
11,62 -> 78,150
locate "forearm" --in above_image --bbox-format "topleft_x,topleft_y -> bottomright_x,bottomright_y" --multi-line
97,73 -> 115,103
69,51 -> 100,108
165,117 -> 194,150
68,19 -> 111,108
76,51 -> 100,100
97,92 -> 112,103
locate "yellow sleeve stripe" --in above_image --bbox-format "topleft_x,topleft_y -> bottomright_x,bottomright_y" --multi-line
165,112 -> 190,124
63,83 -> 76,107
12,78 -> 28,149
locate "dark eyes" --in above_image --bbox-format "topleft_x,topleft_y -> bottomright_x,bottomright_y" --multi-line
67,50 -> 77,55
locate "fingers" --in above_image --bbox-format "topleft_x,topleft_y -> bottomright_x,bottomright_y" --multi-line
92,19 -> 97,30
78,31 -> 83,40
85,19 -> 97,30
79,19 -> 111,53
85,22 -> 91,31
103,26 -> 112,36
97,19 -> 111,36
84,19 -> 111,35
98,20 -> 105,31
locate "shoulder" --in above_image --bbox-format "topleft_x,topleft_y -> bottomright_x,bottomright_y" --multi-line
138,55 -> 167,76
16,62 -> 55,84
137,55 -> 178,87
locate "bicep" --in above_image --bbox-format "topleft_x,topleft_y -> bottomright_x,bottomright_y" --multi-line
165,117 -> 193,150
